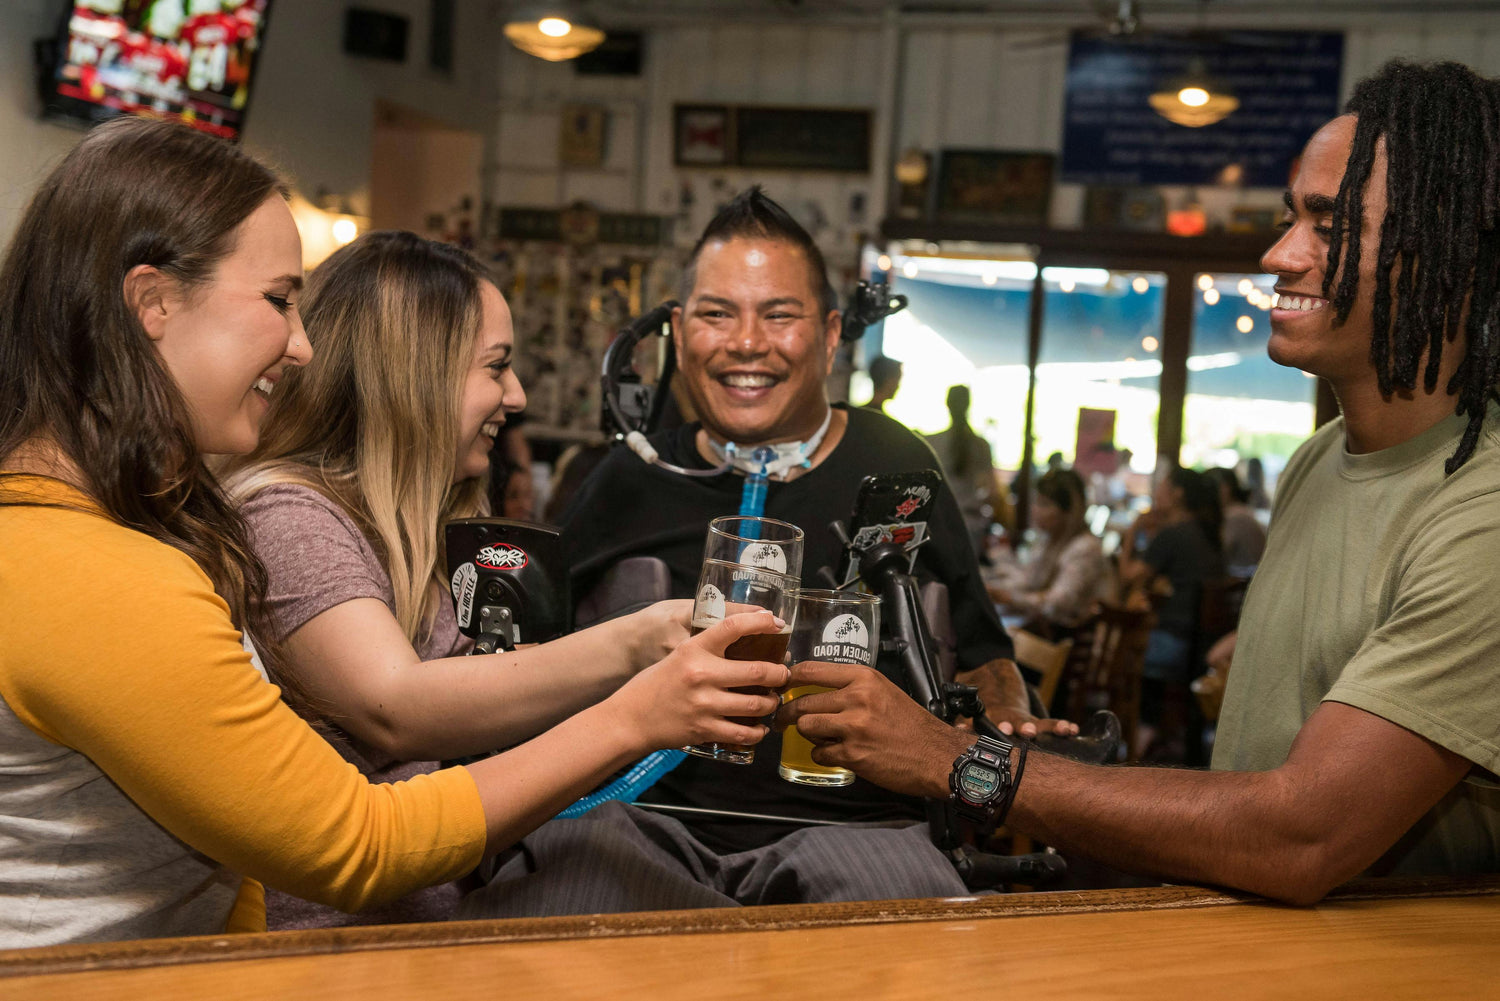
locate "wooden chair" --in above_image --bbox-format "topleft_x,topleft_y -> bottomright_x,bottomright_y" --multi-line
1062,602 -> 1153,761
1011,629 -> 1074,711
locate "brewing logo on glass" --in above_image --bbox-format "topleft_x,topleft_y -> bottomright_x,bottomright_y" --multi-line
741,542 -> 787,575
812,613 -> 873,665
695,583 -> 726,624
475,543 -> 528,571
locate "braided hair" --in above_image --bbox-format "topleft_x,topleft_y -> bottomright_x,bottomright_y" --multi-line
1325,60 -> 1500,473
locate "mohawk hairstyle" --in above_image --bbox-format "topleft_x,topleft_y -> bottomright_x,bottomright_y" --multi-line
1325,60 -> 1500,472
678,185 -> 839,315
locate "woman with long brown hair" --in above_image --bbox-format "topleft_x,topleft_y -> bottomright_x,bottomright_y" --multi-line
224,231 -> 710,927
989,468 -> 1107,630
0,118 -> 787,947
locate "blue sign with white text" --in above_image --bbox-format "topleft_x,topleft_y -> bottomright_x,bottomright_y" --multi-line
1061,31 -> 1344,188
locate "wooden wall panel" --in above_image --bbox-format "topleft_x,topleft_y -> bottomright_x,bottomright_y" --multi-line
484,14 -> 1500,223
943,32 -> 1001,147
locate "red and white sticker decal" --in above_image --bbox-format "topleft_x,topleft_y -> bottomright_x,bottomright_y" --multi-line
475,543 -> 528,571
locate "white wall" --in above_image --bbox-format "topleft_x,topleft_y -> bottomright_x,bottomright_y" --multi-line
491,21 -> 891,280
0,0 -> 501,248
371,117 -> 484,234
0,1 -> 95,247
245,0 -> 498,217
485,9 -> 1500,245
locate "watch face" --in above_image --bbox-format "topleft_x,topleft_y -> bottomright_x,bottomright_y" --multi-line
958,762 -> 1000,803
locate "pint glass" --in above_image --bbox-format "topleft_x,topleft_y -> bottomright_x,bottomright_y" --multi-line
683,558 -> 795,764
780,589 -> 881,787
704,516 -> 804,581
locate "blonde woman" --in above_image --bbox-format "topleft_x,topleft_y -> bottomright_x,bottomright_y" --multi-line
225,231 -> 718,927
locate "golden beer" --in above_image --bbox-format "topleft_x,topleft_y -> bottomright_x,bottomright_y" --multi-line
778,684 -> 854,786
777,589 -> 879,787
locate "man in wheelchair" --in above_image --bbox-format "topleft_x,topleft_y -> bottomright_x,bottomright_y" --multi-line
457,188 -> 1078,918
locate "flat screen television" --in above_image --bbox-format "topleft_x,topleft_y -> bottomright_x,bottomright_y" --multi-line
39,1 -> 275,141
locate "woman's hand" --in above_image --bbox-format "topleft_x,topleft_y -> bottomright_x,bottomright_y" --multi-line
604,609 -> 790,753
626,599 -> 694,672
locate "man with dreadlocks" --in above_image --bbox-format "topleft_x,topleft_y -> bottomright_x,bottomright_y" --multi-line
779,59 -> 1500,904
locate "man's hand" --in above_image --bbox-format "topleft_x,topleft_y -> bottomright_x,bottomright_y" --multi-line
775,661 -> 973,799
956,658 -> 1079,738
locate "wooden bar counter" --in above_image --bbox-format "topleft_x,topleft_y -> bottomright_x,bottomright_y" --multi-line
3,875 -> 1497,1000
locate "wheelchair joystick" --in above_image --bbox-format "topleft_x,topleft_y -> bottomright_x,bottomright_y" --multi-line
825,517 -> 1067,887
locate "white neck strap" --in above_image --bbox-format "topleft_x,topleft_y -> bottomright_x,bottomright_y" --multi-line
706,407 -> 834,481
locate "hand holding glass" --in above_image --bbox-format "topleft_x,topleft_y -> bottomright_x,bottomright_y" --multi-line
684,558 -> 795,764
780,589 -> 881,786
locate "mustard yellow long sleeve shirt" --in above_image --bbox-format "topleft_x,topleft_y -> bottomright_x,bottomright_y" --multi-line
0,475 -> 486,946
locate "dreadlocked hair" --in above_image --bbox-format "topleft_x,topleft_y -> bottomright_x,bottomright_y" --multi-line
1325,60 -> 1500,473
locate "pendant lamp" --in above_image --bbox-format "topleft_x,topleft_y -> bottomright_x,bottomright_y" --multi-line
504,5 -> 605,62
1149,57 -> 1238,128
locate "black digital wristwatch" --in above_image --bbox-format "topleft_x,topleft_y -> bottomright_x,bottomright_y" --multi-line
949,734 -> 1019,827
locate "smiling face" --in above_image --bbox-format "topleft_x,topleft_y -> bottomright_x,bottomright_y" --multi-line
453,281 -> 526,483
672,237 -> 841,446
145,196 -> 310,455
1262,115 -> 1387,385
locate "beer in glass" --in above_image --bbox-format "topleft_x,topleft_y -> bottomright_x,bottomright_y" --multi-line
684,558 -> 794,764
780,589 -> 881,786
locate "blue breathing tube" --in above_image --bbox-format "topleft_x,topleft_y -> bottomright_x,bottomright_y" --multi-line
555,747 -> 687,818
738,446 -> 776,518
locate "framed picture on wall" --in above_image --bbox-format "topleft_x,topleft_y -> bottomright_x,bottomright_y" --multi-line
559,104 -> 607,167
933,150 -> 1054,225
734,107 -> 870,172
674,105 -> 733,167
1083,186 -> 1167,232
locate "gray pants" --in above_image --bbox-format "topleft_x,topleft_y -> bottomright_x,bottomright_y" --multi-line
458,801 -> 972,918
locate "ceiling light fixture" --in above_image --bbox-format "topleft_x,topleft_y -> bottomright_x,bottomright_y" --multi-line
504,5 -> 605,62
1149,57 -> 1239,128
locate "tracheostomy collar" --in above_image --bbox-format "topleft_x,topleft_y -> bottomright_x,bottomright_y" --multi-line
704,406 -> 833,481
622,406 -> 833,486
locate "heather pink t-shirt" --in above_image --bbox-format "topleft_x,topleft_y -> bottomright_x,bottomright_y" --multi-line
241,482 -> 473,928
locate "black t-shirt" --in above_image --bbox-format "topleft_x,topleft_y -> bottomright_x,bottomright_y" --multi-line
561,404 -> 1012,852
1143,520 -> 1223,638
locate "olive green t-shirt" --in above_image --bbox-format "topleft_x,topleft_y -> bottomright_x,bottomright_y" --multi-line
1213,406 -> 1500,876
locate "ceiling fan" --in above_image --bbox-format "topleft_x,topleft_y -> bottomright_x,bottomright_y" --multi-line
1000,0 -> 1144,52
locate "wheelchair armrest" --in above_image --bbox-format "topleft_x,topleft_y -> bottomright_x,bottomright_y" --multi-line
919,581 -> 958,684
